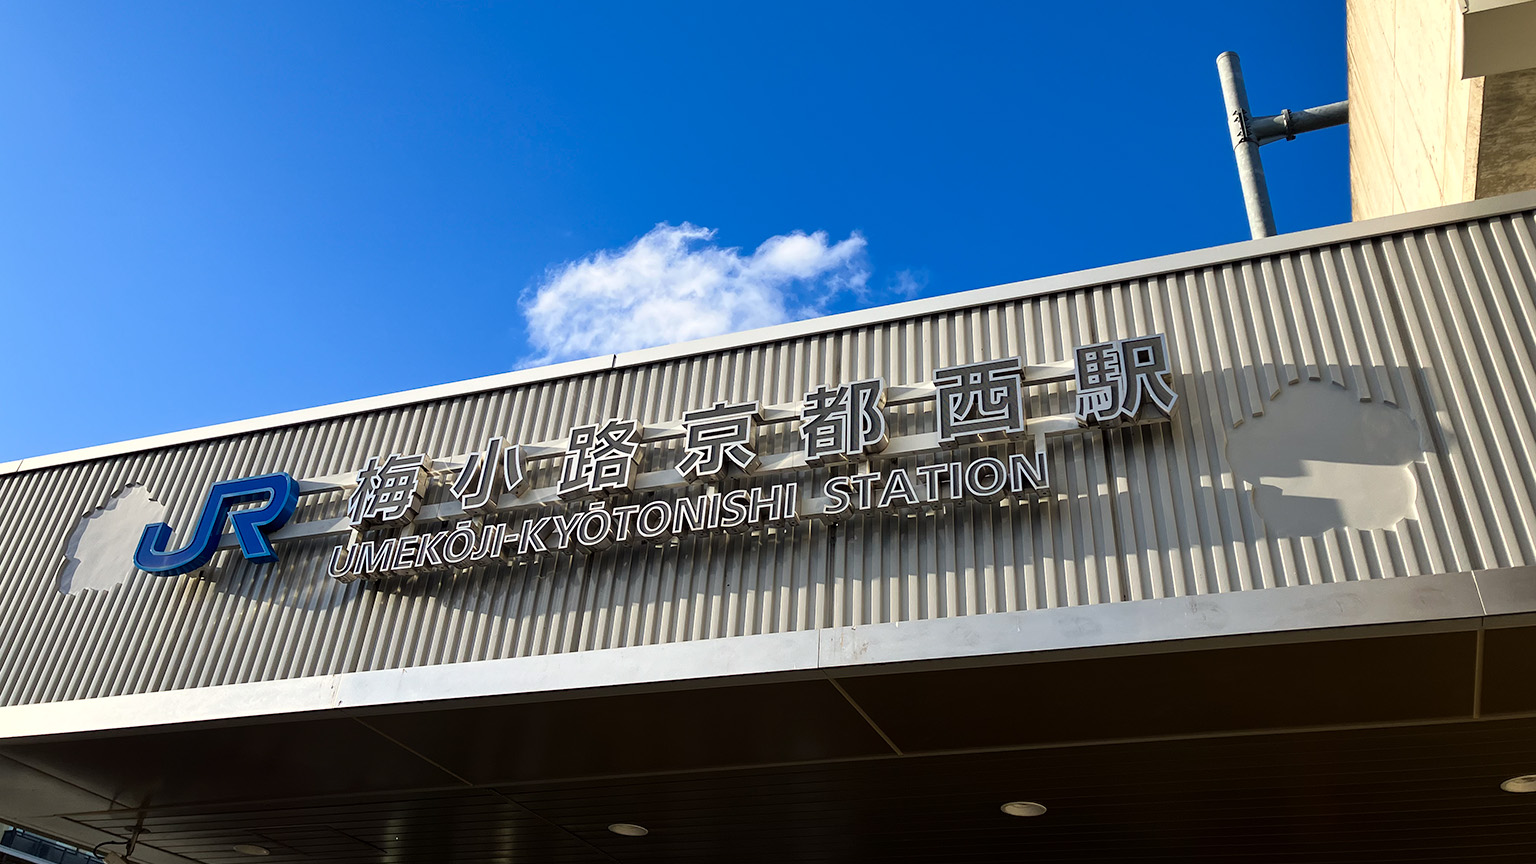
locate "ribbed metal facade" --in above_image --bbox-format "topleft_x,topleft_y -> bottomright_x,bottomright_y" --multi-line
3,207 -> 1534,706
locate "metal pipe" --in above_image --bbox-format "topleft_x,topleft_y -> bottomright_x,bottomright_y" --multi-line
1217,51 -> 1276,239
1251,100 -> 1349,145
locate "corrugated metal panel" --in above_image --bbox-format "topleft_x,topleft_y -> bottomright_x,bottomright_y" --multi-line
2,210 -> 1535,706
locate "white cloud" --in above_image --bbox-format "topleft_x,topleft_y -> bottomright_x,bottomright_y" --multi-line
521,222 -> 868,364
890,268 -> 928,298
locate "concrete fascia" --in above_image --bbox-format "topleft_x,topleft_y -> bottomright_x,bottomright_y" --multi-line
0,569 -> 1519,743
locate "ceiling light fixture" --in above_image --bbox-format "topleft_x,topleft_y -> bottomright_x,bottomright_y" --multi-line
1501,775 -> 1536,793
607,823 -> 649,837
1001,801 -> 1048,817
232,845 -> 271,856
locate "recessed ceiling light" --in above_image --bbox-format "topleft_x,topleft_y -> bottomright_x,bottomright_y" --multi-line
232,845 -> 270,856
1001,801 -> 1048,817
607,823 -> 649,837
1501,775 -> 1536,793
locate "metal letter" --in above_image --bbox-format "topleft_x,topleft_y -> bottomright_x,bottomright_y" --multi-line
676,400 -> 762,482
933,360 -> 1026,444
348,453 -> 430,528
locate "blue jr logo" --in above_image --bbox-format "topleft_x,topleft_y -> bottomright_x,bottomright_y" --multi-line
134,473 -> 301,577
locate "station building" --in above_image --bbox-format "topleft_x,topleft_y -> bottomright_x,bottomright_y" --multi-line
5,3 -> 1536,862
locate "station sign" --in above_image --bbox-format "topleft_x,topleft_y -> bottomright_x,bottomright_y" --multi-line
133,335 -> 1179,583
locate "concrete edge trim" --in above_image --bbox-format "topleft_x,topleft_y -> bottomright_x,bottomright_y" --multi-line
0,571 -> 1508,742
4,189 -> 1536,478
818,569 -> 1487,674
0,353 -> 618,477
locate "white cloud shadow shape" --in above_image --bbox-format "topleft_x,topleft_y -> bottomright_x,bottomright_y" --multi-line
58,483 -> 167,595
520,222 -> 868,366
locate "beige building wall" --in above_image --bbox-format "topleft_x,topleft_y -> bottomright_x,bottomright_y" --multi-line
1348,0 -> 1536,220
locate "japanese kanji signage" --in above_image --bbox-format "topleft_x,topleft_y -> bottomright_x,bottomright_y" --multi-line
1073,335 -> 1180,425
132,334 -> 1180,583
802,379 -> 887,462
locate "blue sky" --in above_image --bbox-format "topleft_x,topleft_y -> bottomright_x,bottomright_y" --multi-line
0,2 -> 1347,462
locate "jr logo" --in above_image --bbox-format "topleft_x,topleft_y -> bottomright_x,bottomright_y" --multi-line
134,473 -> 301,577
